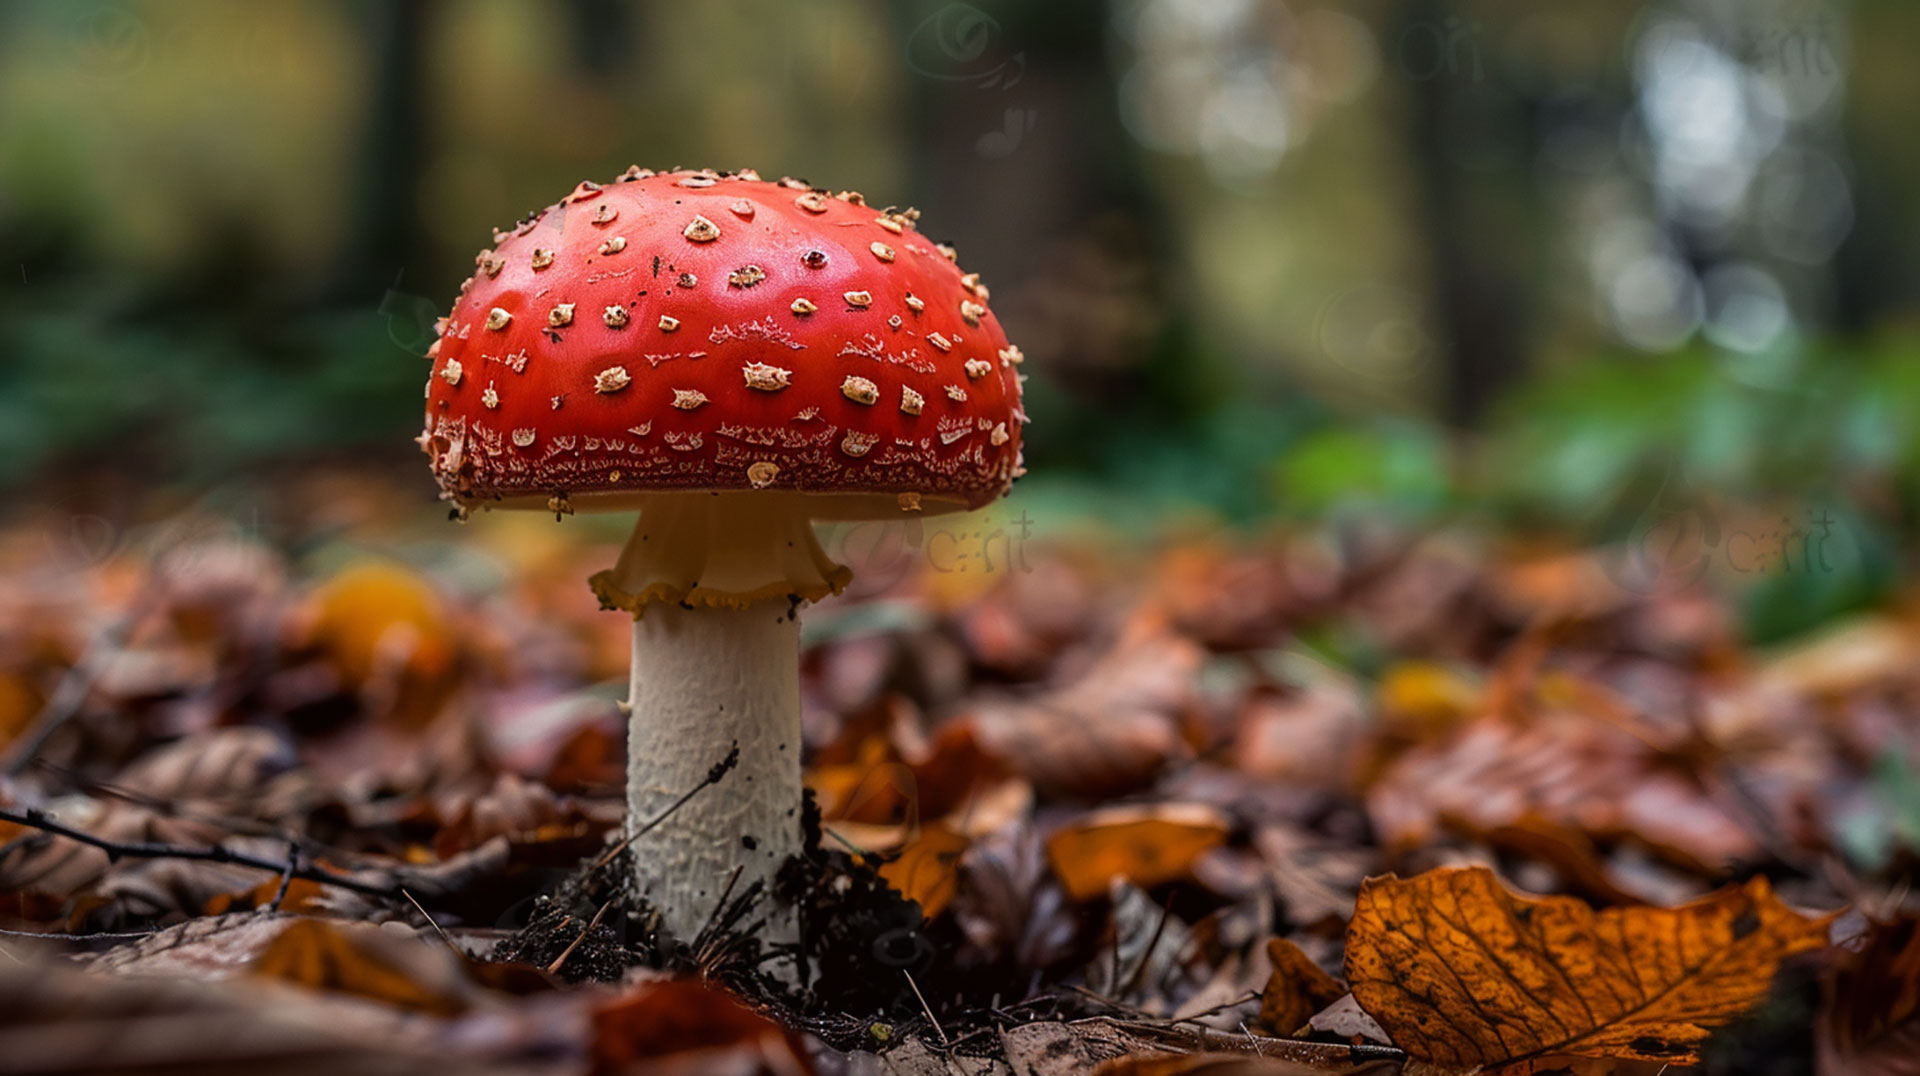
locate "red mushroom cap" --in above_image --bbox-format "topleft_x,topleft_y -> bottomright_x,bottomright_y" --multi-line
419,168 -> 1026,518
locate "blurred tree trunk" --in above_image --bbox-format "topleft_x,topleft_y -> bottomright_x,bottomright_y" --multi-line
889,0 -> 1213,463
1395,0 -> 1525,428
329,0 -> 434,305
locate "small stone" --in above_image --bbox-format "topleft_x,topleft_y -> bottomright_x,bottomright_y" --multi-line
548,303 -> 575,328
900,386 -> 924,415
743,362 -> 792,391
485,307 -> 512,331
604,306 -> 630,328
683,215 -> 720,242
841,375 -> 879,405
594,366 -> 631,394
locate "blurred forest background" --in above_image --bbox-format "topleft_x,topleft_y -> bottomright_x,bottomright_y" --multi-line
2,0 -> 1918,644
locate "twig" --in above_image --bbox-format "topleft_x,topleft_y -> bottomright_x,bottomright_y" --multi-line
0,806 -> 398,899
547,899 -> 612,976
401,888 -> 454,951
1169,991 -> 1262,1026
903,969 -> 948,1048
0,926 -> 162,941
591,742 -> 739,870
267,842 -> 298,911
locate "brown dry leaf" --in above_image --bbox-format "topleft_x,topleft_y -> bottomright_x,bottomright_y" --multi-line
1346,866 -> 1832,1072
251,918 -> 475,1017
591,979 -> 812,1075
1819,914 -> 1920,1075
973,624 -> 1201,802
1048,804 -> 1230,903
1253,938 -> 1345,1037
880,823 -> 970,919
117,726 -> 291,804
1368,712 -> 1763,876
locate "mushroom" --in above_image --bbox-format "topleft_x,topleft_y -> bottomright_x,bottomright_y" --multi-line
416,170 -> 1026,975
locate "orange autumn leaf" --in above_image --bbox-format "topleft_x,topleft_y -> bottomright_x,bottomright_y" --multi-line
1047,804 -> 1229,902
1346,866 -> 1832,1073
592,979 -> 811,1075
250,918 -> 470,1016
1254,937 -> 1346,1037
879,824 -> 970,919
204,876 -> 329,915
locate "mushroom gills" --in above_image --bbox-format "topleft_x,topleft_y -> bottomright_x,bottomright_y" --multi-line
589,492 -> 852,613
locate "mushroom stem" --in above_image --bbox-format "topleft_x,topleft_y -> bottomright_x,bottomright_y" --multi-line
626,599 -> 803,975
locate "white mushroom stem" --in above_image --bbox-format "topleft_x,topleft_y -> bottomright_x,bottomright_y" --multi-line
590,494 -> 853,982
626,599 -> 802,972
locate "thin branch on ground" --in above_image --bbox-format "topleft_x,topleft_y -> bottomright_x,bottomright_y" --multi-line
0,805 -> 400,899
590,742 -> 739,870
547,899 -> 612,976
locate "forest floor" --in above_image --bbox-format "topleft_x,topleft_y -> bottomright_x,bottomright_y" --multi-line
0,478 -> 1913,1074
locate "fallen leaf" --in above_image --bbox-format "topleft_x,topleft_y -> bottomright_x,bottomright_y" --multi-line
1047,804 -> 1230,902
251,918 -> 474,1016
591,979 -> 811,1075
1819,914 -> 1920,1075
973,626 -> 1202,801
1254,938 -> 1345,1037
1367,713 -> 1764,875
1346,866 -> 1833,1072
879,824 -> 970,919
